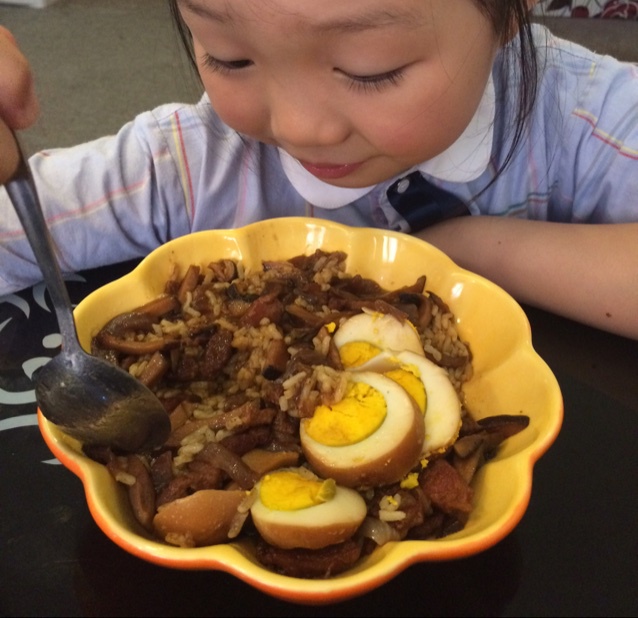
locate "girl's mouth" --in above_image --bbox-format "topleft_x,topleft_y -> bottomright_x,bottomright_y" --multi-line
298,160 -> 363,180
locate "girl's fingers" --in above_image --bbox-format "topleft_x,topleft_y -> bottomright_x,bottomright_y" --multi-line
0,26 -> 40,130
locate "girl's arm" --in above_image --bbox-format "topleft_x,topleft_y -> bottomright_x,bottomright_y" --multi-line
416,215 -> 638,340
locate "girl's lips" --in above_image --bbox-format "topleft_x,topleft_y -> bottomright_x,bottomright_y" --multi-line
298,160 -> 363,180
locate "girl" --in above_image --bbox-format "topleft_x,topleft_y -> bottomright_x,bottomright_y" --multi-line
1,1 -> 637,339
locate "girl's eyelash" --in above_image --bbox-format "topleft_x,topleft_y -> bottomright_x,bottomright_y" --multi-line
201,53 -> 253,74
345,68 -> 406,93
201,53 -> 405,94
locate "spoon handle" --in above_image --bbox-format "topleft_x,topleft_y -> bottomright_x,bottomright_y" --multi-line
4,134 -> 81,352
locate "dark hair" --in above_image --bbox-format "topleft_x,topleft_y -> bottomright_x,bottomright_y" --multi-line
472,0 -> 539,178
167,0 -> 539,184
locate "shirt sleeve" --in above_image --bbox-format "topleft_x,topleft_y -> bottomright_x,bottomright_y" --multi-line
0,101 -> 197,295
552,50 -> 638,223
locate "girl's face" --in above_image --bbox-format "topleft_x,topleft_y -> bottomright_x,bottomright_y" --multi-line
178,0 -> 500,188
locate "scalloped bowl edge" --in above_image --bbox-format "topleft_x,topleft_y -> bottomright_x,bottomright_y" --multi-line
38,217 -> 563,604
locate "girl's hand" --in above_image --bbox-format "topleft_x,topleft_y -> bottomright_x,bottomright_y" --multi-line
0,26 -> 39,183
0,26 -> 39,128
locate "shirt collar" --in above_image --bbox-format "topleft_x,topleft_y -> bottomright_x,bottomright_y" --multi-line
279,72 -> 495,210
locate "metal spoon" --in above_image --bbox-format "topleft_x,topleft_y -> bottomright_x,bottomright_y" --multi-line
2,125 -> 170,452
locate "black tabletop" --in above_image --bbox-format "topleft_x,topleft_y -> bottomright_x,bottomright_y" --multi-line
1,259 -> 637,618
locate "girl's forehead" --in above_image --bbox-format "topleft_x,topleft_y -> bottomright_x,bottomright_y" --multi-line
177,0 -> 450,32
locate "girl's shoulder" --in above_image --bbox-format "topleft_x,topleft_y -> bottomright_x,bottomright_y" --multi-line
120,93 -> 272,175
497,24 -> 638,162
475,27 -> 638,223
530,24 -> 638,111
141,93 -> 236,139
132,93 -> 274,164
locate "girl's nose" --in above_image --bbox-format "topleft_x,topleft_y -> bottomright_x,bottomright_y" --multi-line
268,84 -> 350,149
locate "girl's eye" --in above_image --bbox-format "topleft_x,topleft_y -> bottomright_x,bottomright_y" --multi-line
342,67 -> 406,93
201,53 -> 253,74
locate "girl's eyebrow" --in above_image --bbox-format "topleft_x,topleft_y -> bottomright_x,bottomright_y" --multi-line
177,0 -> 230,22
314,10 -> 424,34
177,0 -> 422,33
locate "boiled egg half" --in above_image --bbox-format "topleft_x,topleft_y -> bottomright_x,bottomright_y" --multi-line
332,311 -> 461,456
249,467 -> 367,550
300,371 -> 424,488
332,310 -> 424,369
357,350 -> 462,456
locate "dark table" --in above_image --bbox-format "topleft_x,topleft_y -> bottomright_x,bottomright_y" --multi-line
1,259 -> 637,617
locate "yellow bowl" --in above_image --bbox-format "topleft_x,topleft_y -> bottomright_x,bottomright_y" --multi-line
38,217 -> 563,604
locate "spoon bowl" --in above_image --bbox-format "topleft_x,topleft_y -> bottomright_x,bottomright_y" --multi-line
2,125 -> 170,452
34,347 -> 171,452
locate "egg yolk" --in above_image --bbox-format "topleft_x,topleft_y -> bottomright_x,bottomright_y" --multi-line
400,472 -> 420,489
338,341 -> 382,368
385,365 -> 427,414
304,382 -> 387,446
259,470 -> 336,511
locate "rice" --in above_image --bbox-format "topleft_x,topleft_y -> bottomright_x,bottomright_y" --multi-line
95,250 -> 472,468
91,249 -> 484,566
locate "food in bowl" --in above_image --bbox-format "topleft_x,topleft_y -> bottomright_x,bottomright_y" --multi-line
83,248 -> 529,578
38,218 -> 562,603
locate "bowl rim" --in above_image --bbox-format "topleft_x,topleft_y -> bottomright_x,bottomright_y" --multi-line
38,217 -> 564,604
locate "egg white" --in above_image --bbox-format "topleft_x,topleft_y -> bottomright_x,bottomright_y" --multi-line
250,468 -> 367,550
300,371 -> 424,488
332,311 -> 425,368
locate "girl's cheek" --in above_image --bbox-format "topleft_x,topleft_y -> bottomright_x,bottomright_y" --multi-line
205,83 -> 267,137
364,113 -> 448,162
368,88 -> 483,162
